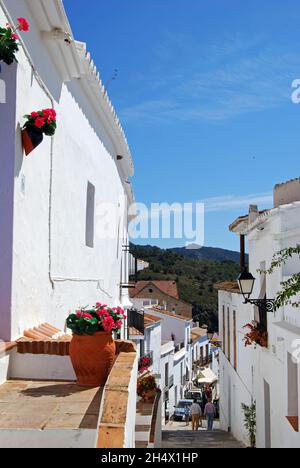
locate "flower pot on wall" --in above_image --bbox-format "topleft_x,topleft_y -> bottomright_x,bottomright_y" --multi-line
21,127 -> 43,156
69,332 -> 116,387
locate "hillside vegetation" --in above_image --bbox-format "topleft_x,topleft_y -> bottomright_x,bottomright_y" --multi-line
130,244 -> 240,331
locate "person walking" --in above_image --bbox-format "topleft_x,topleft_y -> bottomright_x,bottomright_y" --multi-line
191,399 -> 202,431
184,405 -> 190,427
204,398 -> 216,431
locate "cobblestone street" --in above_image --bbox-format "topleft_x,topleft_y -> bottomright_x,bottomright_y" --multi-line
162,421 -> 245,449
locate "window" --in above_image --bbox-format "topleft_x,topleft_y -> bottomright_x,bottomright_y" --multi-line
227,307 -> 231,362
85,182 -> 95,248
222,305 -> 226,353
143,300 -> 150,307
233,311 -> 237,370
165,363 -> 169,388
287,353 -> 299,432
149,289 -> 153,293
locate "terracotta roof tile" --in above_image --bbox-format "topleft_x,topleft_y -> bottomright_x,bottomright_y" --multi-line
129,281 -> 179,299
144,313 -> 162,328
191,327 -> 208,343
214,281 -> 241,294
17,323 -> 71,356
149,307 -> 192,322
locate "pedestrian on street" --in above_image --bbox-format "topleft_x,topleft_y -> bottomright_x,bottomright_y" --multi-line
204,398 -> 216,431
184,405 -> 190,427
191,399 -> 202,431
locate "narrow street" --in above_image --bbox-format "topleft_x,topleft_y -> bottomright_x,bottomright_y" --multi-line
162,421 -> 245,449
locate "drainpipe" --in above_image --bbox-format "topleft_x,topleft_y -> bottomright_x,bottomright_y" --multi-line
240,234 -> 246,272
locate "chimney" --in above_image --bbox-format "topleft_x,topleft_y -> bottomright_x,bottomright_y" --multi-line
274,178 -> 300,208
248,205 -> 259,225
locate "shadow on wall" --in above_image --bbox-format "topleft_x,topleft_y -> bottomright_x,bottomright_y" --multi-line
65,80 -> 116,161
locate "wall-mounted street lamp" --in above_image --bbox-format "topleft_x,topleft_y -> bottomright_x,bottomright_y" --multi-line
237,268 -> 275,329
207,330 -> 214,341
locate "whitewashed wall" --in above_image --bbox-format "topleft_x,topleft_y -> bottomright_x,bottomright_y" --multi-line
0,2 -> 131,340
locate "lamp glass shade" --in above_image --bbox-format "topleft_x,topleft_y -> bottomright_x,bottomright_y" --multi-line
207,332 -> 214,341
237,269 -> 256,299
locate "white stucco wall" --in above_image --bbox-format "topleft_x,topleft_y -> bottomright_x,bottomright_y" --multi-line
0,2 -> 133,341
146,309 -> 191,346
144,323 -> 161,378
219,202 -> 300,448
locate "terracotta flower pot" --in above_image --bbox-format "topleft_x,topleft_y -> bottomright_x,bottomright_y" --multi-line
22,127 -> 43,156
69,332 -> 116,388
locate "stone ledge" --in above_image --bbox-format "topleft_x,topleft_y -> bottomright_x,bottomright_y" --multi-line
97,348 -> 137,448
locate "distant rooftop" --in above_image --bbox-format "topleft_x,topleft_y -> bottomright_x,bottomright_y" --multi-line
149,307 -> 192,322
129,281 -> 179,300
214,281 -> 241,294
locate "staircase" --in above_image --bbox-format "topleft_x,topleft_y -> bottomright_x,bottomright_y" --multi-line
135,400 -> 153,448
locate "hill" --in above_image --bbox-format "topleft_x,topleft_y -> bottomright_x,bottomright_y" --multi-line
130,244 -> 240,331
171,246 -> 247,264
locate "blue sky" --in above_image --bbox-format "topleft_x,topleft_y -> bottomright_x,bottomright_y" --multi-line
64,0 -> 300,251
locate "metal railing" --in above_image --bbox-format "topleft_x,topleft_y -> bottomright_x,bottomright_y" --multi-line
168,375 -> 174,389
120,245 -> 137,289
195,354 -> 213,368
127,308 -> 145,337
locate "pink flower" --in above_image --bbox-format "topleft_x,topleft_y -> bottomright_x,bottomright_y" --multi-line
103,316 -> 115,332
34,117 -> 45,129
96,302 -> 102,308
11,33 -> 19,40
98,309 -> 109,318
42,108 -> 56,122
17,17 -> 29,32
76,311 -> 92,319
30,111 -> 39,118
116,320 -> 123,330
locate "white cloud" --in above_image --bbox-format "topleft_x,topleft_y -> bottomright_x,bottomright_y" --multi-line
119,34 -> 300,124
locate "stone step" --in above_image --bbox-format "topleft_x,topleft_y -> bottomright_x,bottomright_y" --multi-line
136,441 -> 148,449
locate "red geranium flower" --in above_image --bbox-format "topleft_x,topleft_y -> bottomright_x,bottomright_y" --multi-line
17,17 -> 29,32
34,117 -> 45,129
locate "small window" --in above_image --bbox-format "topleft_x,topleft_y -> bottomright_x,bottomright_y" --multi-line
143,300 -> 150,307
85,182 -> 95,248
149,288 -> 153,293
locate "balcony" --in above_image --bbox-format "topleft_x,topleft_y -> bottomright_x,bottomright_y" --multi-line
168,375 -> 174,389
195,354 -> 213,368
127,308 -> 145,338
120,245 -> 137,289
174,342 -> 185,353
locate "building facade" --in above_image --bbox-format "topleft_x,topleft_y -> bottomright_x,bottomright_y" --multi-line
130,281 -> 193,318
217,178 -> 300,448
0,0 -> 135,343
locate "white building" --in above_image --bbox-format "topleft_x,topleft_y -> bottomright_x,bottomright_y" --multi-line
0,0 -> 134,343
0,0 -> 139,448
217,178 -> 300,448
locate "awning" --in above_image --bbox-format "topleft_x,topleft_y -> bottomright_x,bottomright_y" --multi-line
197,368 -> 218,385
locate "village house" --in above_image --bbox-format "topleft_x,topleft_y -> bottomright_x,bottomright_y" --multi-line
0,0 -> 149,448
129,280 -> 193,318
216,178 -> 300,448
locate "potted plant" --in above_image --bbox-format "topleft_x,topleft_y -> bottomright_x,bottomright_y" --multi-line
21,108 -> 57,156
243,323 -> 268,349
0,17 -> 29,71
66,303 -> 126,387
137,375 -> 158,402
241,402 -> 256,448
